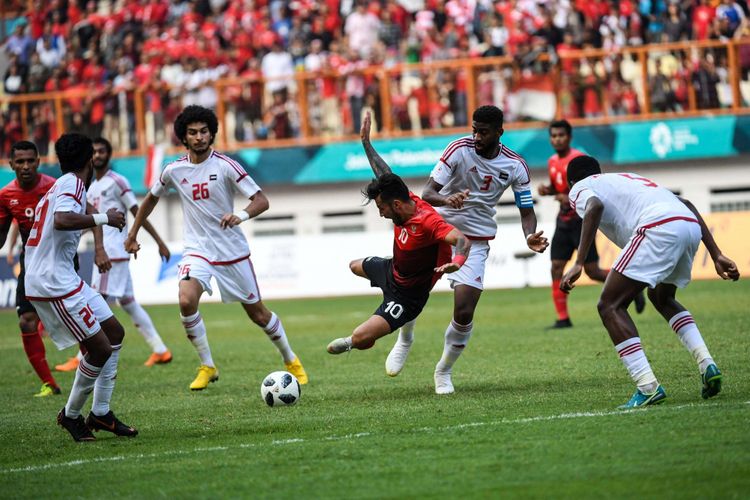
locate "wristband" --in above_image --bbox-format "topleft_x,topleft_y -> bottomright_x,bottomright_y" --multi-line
451,254 -> 467,267
234,210 -> 250,222
93,213 -> 108,226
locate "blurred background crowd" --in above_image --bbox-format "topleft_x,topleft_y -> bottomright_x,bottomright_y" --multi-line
1,0 -> 749,156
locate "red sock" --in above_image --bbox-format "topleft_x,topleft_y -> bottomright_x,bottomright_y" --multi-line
552,280 -> 569,320
21,331 -> 58,388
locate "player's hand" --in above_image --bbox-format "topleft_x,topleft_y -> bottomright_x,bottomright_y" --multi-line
106,208 -> 126,232
526,230 -> 549,253
157,242 -> 171,262
560,263 -> 582,293
124,234 -> 141,258
360,111 -> 372,143
554,193 -> 570,208
445,189 -> 470,209
538,184 -> 552,196
220,213 -> 243,229
435,262 -> 460,274
714,254 -> 740,281
95,247 -> 112,273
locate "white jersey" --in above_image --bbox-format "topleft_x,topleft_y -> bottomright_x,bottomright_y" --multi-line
24,173 -> 86,298
569,173 -> 696,248
88,170 -> 138,261
151,150 -> 260,264
430,137 -> 533,239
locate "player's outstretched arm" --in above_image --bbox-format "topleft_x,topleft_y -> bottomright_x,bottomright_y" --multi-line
125,192 -> 160,257
360,111 -> 391,177
519,207 -> 548,253
678,196 -> 740,281
220,190 -> 270,229
561,197 -> 603,292
55,208 -> 125,231
435,228 -> 472,274
130,205 -> 170,261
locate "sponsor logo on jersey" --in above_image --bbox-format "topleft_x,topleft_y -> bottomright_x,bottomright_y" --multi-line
247,292 -> 256,300
209,174 -> 218,181
469,166 -> 478,173
499,171 -> 509,181
180,178 -> 189,185
9,199 -> 18,206
475,276 -> 482,282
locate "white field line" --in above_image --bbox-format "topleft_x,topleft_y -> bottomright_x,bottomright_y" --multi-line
2,400 -> 748,475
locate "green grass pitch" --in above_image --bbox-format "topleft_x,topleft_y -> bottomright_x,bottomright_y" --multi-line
1,280 -> 748,498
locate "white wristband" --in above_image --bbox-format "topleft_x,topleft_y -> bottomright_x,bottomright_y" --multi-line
93,213 -> 108,226
234,210 -> 250,222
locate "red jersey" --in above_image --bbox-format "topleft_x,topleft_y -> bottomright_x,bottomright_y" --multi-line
547,148 -> 584,224
392,193 -> 455,294
0,174 -> 56,244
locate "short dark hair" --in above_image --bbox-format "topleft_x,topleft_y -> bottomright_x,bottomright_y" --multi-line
472,105 -> 504,128
93,137 -> 113,156
174,105 -> 218,146
363,173 -> 410,203
55,133 -> 94,173
567,155 -> 601,185
549,119 -> 572,136
10,141 -> 38,159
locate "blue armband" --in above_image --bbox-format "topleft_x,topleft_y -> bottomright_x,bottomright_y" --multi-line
514,190 -> 534,208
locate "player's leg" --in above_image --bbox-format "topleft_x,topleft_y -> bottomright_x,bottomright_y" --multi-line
549,227 -> 575,328
241,300 -> 308,384
385,318 -> 416,376
16,262 -> 61,395
179,275 -> 217,390
328,314 -> 394,354
55,350 -> 82,372
598,270 -> 665,408
349,258 -> 369,278
434,284 -> 482,395
120,295 -> 172,366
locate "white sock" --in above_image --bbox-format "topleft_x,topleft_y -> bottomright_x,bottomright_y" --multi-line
181,312 -> 214,367
436,320 -> 473,372
615,337 -> 658,393
121,297 -> 168,354
76,351 -> 84,361
398,320 -> 416,344
92,344 -> 120,416
669,311 -> 713,373
264,312 -> 295,363
65,357 -> 102,418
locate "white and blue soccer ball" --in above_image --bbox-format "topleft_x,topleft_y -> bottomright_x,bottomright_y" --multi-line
261,371 -> 301,407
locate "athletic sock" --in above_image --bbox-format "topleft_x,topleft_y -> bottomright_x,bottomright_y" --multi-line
21,330 -> 58,388
435,320 -> 473,372
181,312 -> 214,367
552,280 -> 569,320
263,312 -> 295,363
92,344 -> 121,416
398,320 -> 416,344
669,311 -> 713,373
615,337 -> 658,394
65,357 -> 102,418
121,297 -> 168,354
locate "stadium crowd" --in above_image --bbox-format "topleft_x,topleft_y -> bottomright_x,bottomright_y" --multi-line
1,0 -> 749,155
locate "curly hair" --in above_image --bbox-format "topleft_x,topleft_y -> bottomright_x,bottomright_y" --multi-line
363,173 -> 410,203
55,133 -> 94,173
174,105 -> 218,147
567,155 -> 601,185
472,105 -> 504,128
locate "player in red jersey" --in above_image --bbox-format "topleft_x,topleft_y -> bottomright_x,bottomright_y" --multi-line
327,113 -> 471,355
538,120 -> 643,328
0,141 -> 62,397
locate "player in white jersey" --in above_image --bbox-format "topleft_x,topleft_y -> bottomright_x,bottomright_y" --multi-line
125,105 -> 308,390
561,156 -> 740,408
24,133 -> 138,441
379,106 -> 549,394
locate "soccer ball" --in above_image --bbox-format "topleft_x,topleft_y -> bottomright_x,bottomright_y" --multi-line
260,371 -> 301,407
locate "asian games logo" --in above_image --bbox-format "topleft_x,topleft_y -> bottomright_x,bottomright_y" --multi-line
649,122 -> 672,158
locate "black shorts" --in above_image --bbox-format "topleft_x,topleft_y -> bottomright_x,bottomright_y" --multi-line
550,218 -> 600,263
362,256 -> 429,332
15,253 -> 36,317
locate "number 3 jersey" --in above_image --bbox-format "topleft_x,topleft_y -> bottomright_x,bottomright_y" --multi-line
151,151 -> 260,263
87,170 -> 138,261
569,173 -> 695,248
24,173 -> 86,297
430,137 -> 533,240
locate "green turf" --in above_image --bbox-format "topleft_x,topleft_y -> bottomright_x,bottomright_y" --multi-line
1,280 -> 748,498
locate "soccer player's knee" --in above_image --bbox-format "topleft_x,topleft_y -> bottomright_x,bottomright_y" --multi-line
647,287 -> 664,308
453,307 -> 474,326
349,260 -> 361,275
596,299 -> 615,320
18,314 -> 37,333
178,295 -> 198,315
108,322 -> 126,345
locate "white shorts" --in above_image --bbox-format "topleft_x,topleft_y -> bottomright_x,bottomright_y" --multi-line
613,218 -> 701,289
177,254 -> 261,304
28,281 -> 113,350
444,240 -> 490,290
91,260 -> 134,299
